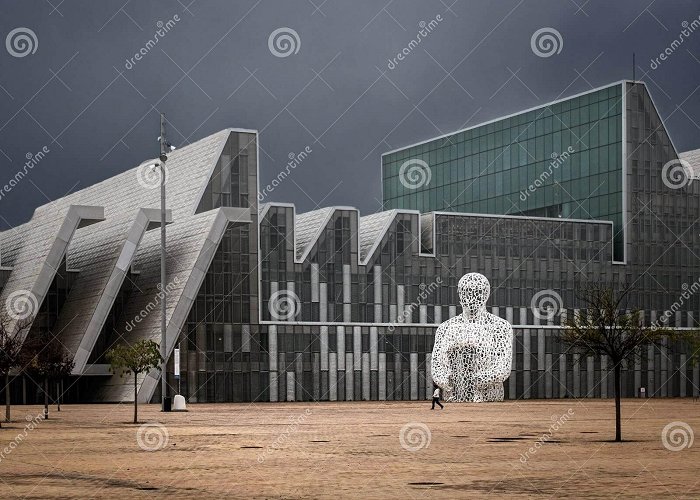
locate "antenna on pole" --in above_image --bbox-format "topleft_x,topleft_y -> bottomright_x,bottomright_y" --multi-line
632,53 -> 635,83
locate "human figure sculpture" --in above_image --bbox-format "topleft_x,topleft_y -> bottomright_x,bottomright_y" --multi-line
431,273 -> 513,402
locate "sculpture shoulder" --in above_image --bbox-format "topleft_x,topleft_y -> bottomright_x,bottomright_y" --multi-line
489,314 -> 513,333
436,315 -> 463,333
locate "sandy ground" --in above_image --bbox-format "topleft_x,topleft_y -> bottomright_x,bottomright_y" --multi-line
0,399 -> 698,499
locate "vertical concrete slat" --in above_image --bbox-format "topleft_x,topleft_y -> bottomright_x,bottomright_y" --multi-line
345,352 -> 354,401
410,353 -> 418,400
319,282 -> 328,322
379,352 -> 387,400
343,264 -> 351,322
362,353 -> 370,400
374,265 -> 382,322
329,353 -> 337,401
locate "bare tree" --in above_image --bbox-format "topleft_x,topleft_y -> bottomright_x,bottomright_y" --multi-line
562,283 -> 699,442
26,334 -> 75,420
0,315 -> 32,427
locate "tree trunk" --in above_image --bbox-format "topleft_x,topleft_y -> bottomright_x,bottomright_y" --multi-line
56,381 -> 61,412
133,374 -> 138,424
5,372 -> 10,424
43,378 -> 49,420
614,363 -> 622,442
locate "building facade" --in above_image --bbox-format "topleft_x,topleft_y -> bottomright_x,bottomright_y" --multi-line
1,81 -> 698,405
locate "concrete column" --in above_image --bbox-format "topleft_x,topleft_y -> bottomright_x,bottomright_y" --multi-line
353,326 -> 361,371
286,372 -> 295,402
434,306 -> 442,324
370,327 -> 378,370
559,354 -> 567,398
587,356 -> 594,398
329,353 -> 337,401
311,263 -> 320,302
601,355 -> 608,398
345,352 -> 354,400
410,353 -> 418,400
379,352 -> 387,400
419,305 -> 427,324
426,352 -> 433,400
269,325 -> 278,402
319,282 -> 328,322
397,285 -> 405,323
362,353 -> 370,400
337,326 -> 345,370
320,326 -> 328,370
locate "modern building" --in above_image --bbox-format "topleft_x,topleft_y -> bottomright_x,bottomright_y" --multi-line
1,80 -> 698,405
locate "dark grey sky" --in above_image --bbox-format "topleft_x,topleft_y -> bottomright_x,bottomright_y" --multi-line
1,0 -> 699,228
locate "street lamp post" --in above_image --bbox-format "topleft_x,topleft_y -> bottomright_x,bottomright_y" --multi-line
158,113 -> 169,412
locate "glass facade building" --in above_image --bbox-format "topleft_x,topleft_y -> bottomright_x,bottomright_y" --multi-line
382,83 -> 625,260
1,82 -> 699,405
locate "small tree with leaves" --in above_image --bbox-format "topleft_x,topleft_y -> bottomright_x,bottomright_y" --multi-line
106,340 -> 162,424
0,315 -> 32,427
25,334 -> 75,420
562,283 -> 699,442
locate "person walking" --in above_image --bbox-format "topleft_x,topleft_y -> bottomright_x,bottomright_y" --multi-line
431,384 -> 444,410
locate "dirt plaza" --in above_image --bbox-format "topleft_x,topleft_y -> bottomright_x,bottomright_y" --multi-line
0,399 -> 698,499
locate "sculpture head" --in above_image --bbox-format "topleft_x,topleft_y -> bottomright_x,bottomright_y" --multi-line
458,273 -> 490,317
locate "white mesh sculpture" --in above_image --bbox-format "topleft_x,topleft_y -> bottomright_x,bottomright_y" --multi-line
431,273 -> 513,402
